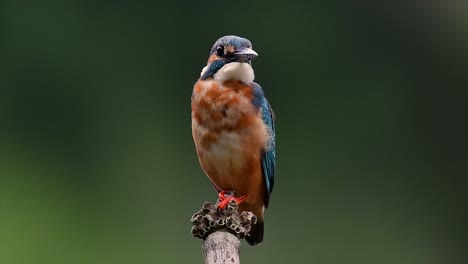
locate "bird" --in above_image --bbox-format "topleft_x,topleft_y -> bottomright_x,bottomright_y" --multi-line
191,35 -> 276,245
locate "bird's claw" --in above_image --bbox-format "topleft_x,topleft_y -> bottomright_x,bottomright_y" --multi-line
218,190 -> 227,201
217,191 -> 247,209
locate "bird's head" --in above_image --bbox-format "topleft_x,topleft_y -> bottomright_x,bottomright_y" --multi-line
208,35 -> 258,64
200,35 -> 258,81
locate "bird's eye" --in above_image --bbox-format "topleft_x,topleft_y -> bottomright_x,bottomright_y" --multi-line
216,46 -> 224,56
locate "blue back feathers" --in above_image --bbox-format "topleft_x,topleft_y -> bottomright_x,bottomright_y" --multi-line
251,83 -> 276,208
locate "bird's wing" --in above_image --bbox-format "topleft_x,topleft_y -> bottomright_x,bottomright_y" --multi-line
251,83 -> 276,208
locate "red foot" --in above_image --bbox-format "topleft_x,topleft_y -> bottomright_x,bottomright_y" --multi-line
218,196 -> 232,209
218,190 -> 227,201
233,195 -> 247,204
217,192 -> 247,209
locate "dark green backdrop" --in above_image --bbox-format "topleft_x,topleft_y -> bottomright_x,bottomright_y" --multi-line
1,1 -> 467,263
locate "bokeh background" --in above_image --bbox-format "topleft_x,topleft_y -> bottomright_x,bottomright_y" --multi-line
1,1 -> 467,263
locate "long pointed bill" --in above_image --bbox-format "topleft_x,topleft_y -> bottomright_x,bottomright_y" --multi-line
233,48 -> 258,62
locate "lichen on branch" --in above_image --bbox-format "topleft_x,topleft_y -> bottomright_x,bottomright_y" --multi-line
191,200 -> 257,240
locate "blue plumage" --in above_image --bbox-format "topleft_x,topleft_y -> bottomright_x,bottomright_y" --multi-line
251,82 -> 276,208
209,35 -> 252,55
200,60 -> 226,80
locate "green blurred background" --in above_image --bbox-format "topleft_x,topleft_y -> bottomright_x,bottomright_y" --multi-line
1,1 -> 467,263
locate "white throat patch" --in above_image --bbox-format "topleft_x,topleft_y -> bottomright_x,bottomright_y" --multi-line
199,62 -> 255,84
214,62 -> 255,83
200,62 -> 255,84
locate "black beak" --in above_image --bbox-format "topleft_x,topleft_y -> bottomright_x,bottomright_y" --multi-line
231,48 -> 258,62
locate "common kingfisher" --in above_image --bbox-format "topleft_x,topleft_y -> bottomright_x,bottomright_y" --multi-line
191,35 -> 276,245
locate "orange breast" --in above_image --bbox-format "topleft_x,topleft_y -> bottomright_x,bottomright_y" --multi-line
191,79 -> 269,219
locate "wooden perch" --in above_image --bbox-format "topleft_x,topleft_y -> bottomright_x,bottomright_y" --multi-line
203,231 -> 240,264
191,200 -> 257,264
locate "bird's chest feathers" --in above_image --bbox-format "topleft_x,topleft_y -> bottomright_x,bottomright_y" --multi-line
191,80 -> 268,171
